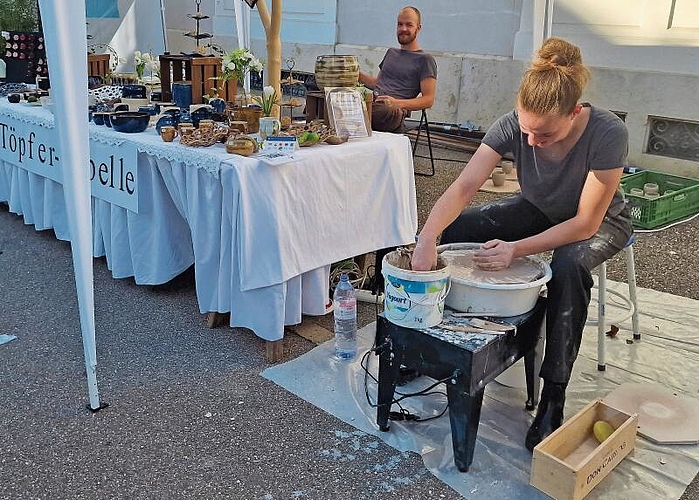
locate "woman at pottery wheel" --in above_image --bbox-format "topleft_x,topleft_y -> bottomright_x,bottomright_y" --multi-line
411,37 -> 633,451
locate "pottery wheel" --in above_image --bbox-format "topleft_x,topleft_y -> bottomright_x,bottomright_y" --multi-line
440,249 -> 544,285
603,382 -> 699,444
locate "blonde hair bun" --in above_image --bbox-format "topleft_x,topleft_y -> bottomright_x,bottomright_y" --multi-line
518,37 -> 591,115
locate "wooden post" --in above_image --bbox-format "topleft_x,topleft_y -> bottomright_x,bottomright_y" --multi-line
256,0 -> 282,115
265,339 -> 284,363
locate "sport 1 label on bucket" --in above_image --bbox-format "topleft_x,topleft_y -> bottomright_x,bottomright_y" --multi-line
381,252 -> 450,329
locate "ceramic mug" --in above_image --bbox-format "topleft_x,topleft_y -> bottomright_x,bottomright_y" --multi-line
258,116 -> 281,140
198,119 -> 215,133
160,125 -> 178,142
178,123 -> 195,137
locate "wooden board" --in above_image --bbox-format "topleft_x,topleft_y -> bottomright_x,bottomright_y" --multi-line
479,178 -> 520,194
286,320 -> 333,344
603,382 -> 699,444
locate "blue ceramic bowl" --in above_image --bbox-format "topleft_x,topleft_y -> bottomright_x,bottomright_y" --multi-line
138,105 -> 157,115
109,112 -> 150,133
190,106 -> 213,127
121,84 -> 147,99
92,112 -> 107,125
155,114 -> 179,135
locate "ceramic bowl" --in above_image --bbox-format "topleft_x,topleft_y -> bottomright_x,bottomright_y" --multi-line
121,84 -> 147,99
109,111 -> 150,133
190,106 -> 213,127
92,112 -> 107,125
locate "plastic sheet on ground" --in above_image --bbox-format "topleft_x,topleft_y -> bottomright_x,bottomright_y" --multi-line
262,280 -> 699,499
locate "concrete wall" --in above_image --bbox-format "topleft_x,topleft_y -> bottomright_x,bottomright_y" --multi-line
164,0 -> 699,175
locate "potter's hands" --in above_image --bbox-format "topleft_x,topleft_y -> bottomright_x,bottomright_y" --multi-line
411,238 -> 438,271
472,240 -> 515,271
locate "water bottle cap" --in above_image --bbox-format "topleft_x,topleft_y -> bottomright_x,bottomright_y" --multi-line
340,273 -> 349,281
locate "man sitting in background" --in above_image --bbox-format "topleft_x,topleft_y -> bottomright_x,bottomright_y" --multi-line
359,6 -> 437,132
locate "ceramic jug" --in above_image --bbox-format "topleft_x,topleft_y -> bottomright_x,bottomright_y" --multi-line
259,116 -> 281,140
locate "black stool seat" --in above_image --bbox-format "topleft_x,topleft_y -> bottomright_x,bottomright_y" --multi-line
375,297 -> 546,472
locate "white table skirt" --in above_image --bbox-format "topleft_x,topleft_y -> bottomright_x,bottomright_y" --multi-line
0,117 -> 418,341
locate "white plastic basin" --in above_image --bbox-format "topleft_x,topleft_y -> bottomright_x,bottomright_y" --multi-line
437,243 -> 552,317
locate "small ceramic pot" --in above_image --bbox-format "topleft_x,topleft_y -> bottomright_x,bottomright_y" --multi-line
491,170 -> 507,187
500,161 -> 514,175
643,183 -> 659,196
629,187 -> 644,197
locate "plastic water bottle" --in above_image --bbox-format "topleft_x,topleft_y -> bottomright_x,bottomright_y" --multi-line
333,273 -> 357,360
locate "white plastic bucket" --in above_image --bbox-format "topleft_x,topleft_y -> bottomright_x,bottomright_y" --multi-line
381,253 -> 450,328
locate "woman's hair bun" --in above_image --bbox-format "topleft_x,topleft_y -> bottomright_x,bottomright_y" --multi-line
533,37 -> 583,72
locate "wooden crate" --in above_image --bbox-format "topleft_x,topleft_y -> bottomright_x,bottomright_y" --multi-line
530,399 -> 638,500
159,55 -> 236,104
87,54 -> 110,78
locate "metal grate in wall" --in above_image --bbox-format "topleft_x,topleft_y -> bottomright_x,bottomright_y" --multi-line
646,116 -> 699,163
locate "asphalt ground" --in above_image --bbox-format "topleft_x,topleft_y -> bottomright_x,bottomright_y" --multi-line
1,139 -> 697,499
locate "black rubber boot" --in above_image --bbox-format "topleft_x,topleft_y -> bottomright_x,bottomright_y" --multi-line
525,381 -> 566,451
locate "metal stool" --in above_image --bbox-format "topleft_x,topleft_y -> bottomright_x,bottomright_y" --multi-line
591,236 -> 640,371
410,109 -> 435,177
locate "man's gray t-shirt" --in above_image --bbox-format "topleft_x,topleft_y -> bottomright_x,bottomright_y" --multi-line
482,105 -> 628,223
375,48 -> 437,99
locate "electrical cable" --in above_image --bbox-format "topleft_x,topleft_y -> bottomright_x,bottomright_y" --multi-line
360,346 -> 450,423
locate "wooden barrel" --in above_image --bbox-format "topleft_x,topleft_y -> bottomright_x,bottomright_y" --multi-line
314,55 -> 359,91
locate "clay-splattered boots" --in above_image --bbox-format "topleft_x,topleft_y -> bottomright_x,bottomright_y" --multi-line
525,381 -> 566,451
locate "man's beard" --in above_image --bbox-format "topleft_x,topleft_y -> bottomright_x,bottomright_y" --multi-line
398,32 -> 416,46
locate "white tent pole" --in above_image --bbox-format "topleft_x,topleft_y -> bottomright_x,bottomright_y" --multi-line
234,0 -> 252,93
38,0 -> 101,411
160,0 -> 169,52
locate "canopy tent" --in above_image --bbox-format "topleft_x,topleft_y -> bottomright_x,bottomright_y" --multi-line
34,0 -> 282,409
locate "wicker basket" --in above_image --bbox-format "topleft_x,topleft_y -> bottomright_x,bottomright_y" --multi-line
179,125 -> 229,147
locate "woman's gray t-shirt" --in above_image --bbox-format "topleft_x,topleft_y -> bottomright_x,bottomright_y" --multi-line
482,105 -> 628,223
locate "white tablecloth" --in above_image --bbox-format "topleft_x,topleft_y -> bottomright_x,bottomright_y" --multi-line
0,104 -> 418,340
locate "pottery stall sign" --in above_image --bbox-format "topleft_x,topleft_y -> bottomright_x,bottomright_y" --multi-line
0,115 -> 139,212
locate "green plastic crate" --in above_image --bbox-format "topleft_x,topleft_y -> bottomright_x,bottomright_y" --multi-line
620,170 -> 699,229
